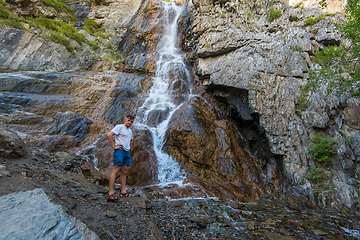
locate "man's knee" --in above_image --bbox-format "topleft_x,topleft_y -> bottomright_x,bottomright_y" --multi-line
121,166 -> 128,174
112,166 -> 121,174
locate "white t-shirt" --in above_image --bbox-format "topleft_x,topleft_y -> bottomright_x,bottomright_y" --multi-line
111,124 -> 133,151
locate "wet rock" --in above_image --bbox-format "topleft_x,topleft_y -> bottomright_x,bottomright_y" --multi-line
165,96 -> 280,201
118,0 -> 165,57
47,111 -> 92,144
0,123 -> 26,158
123,54 -> 156,75
128,127 -> 158,186
0,188 -> 99,240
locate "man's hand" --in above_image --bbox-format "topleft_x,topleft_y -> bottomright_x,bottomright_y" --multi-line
114,145 -> 124,150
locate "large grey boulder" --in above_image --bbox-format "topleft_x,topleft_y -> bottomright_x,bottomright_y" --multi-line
0,25 -> 93,71
0,188 -> 99,240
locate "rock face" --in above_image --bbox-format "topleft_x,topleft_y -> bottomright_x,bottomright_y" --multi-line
87,0 -> 142,35
0,123 -> 26,158
0,26 -> 94,71
180,0 -> 360,211
0,70 -> 153,186
165,95 -> 282,201
0,188 -> 99,240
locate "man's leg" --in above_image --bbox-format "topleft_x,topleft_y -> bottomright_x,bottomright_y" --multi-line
109,165 -> 121,196
120,165 -> 128,194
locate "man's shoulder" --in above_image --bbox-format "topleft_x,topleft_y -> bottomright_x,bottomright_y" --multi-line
112,124 -> 124,132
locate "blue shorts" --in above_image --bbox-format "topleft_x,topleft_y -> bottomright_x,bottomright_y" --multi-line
113,149 -> 131,166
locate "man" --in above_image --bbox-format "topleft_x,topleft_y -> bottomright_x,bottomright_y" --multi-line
106,114 -> 135,201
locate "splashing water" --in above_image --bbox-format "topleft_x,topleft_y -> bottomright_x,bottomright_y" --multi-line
135,1 -> 194,186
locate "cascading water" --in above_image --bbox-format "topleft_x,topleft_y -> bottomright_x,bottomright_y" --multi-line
135,1 -> 194,186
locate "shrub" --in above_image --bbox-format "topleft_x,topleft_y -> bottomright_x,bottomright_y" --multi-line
308,134 -> 336,163
305,165 -> 324,181
303,15 -> 326,26
267,8 -> 282,22
295,82 -> 313,112
308,0 -> 360,97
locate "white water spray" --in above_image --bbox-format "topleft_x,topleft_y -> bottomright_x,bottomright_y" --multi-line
135,1 -> 194,186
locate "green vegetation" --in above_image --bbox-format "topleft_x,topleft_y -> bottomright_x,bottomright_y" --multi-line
307,0 -> 360,98
0,8 -> 26,30
83,19 -> 111,39
269,0 -> 279,6
40,0 -> 76,22
267,8 -> 282,22
305,165 -> 324,181
308,134 -> 336,163
0,1 -> 114,56
295,82 -> 312,113
205,43 -> 213,48
41,33 -> 75,54
294,45 -> 303,51
303,15 -> 326,26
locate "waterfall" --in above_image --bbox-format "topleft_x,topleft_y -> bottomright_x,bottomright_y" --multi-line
135,1 -> 194,186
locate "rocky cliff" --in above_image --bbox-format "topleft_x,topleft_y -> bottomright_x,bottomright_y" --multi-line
179,0 -> 360,211
0,0 -> 359,224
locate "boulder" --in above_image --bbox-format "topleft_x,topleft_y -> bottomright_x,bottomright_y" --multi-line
0,188 -> 99,240
164,96 -> 281,201
0,123 -> 26,158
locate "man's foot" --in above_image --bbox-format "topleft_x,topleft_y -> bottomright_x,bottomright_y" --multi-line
106,193 -> 119,202
120,192 -> 132,197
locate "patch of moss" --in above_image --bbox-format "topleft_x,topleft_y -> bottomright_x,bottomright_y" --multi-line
59,24 -> 86,45
27,16 -> 65,31
303,15 -> 325,26
83,19 -> 111,39
0,9 -> 26,30
267,8 -> 282,22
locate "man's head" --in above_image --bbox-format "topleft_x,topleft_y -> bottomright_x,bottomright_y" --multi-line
124,114 -> 135,128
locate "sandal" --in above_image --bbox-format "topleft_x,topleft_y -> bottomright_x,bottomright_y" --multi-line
120,192 -> 132,197
106,194 -> 119,202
